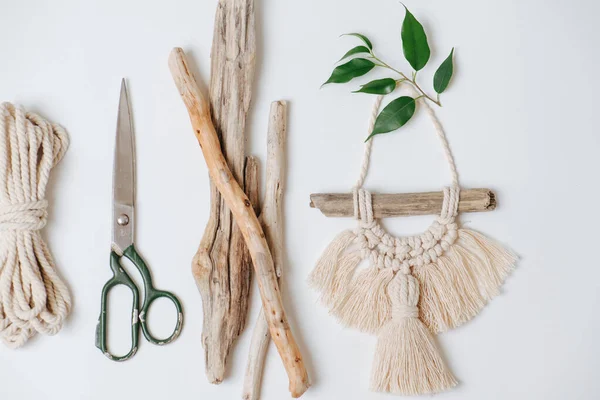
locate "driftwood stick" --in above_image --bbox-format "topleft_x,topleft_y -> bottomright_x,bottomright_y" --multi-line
243,101 -> 287,400
170,48 -> 310,398
310,188 -> 496,218
191,0 -> 256,384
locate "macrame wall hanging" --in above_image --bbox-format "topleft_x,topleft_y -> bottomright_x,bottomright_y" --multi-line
309,93 -> 517,395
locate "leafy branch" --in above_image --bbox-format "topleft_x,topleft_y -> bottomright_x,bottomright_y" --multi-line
322,5 -> 455,141
365,52 -> 441,106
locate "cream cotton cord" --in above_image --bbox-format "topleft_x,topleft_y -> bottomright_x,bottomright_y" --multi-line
352,89 -> 460,223
0,102 -> 71,348
310,90 -> 517,395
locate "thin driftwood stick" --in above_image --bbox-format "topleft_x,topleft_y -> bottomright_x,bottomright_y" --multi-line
242,101 -> 287,400
310,188 -> 496,218
191,0 -> 256,384
170,48 -> 310,398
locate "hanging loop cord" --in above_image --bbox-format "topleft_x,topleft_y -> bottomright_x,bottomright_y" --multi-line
353,95 -> 384,191
353,89 -> 460,222
0,102 -> 71,348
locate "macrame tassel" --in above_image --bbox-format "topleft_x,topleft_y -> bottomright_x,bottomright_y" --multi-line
309,230 -> 362,306
331,266 -> 394,333
371,272 -> 457,395
414,228 -> 517,333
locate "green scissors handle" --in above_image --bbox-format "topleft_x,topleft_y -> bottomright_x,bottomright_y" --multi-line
95,245 -> 184,361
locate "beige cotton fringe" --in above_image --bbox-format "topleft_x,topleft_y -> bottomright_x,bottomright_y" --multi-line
309,93 -> 517,395
0,103 -> 71,348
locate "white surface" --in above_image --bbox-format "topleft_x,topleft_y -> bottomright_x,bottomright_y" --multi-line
1,0 -> 599,399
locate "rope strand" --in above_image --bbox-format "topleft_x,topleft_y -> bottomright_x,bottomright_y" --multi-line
353,95 -> 384,189
0,102 -> 71,348
419,94 -> 459,187
353,88 -> 459,189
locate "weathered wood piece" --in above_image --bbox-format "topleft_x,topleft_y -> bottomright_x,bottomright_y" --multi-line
169,48 -> 310,398
310,188 -> 496,218
190,0 -> 256,384
243,101 -> 288,400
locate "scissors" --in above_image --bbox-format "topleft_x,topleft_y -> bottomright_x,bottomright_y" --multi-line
95,79 -> 184,361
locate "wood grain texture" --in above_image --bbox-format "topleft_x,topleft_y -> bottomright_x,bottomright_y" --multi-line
243,101 -> 288,400
310,188 -> 496,218
169,48 -> 310,398
190,0 -> 256,384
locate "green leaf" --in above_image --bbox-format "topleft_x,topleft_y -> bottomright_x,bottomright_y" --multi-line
401,6 -> 430,71
339,45 -> 371,61
433,48 -> 454,93
322,58 -> 375,86
342,33 -> 373,50
354,78 -> 397,95
367,96 -> 416,140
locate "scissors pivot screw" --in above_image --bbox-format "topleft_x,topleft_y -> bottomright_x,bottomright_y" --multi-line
117,214 -> 130,226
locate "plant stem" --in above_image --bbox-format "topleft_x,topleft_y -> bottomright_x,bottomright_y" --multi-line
410,79 -> 440,106
369,53 -> 442,106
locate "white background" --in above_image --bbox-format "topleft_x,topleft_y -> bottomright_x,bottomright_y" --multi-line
1,0 -> 599,399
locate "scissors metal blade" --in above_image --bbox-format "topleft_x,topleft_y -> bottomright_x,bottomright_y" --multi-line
112,79 -> 135,252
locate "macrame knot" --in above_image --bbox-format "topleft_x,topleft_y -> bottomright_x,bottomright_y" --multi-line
0,200 -> 48,231
392,304 -> 419,319
353,188 -> 373,225
429,221 -> 445,240
388,273 -> 420,320
439,186 -> 460,224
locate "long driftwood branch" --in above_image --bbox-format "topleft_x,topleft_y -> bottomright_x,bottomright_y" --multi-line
310,188 -> 496,218
191,0 -> 256,384
169,48 -> 310,398
242,101 -> 287,400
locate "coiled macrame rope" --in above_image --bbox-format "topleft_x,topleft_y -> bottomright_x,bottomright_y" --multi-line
0,102 -> 71,348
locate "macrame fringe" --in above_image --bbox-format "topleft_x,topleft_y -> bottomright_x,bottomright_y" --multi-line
332,266 -> 394,333
310,228 -> 516,335
371,273 -> 456,395
309,230 -> 398,334
308,230 -> 360,306
414,229 -> 517,333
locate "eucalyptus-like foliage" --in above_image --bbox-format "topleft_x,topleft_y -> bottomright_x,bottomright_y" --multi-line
322,5 -> 456,141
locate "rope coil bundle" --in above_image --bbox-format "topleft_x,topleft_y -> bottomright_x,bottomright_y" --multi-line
0,102 -> 71,348
310,91 -> 517,395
